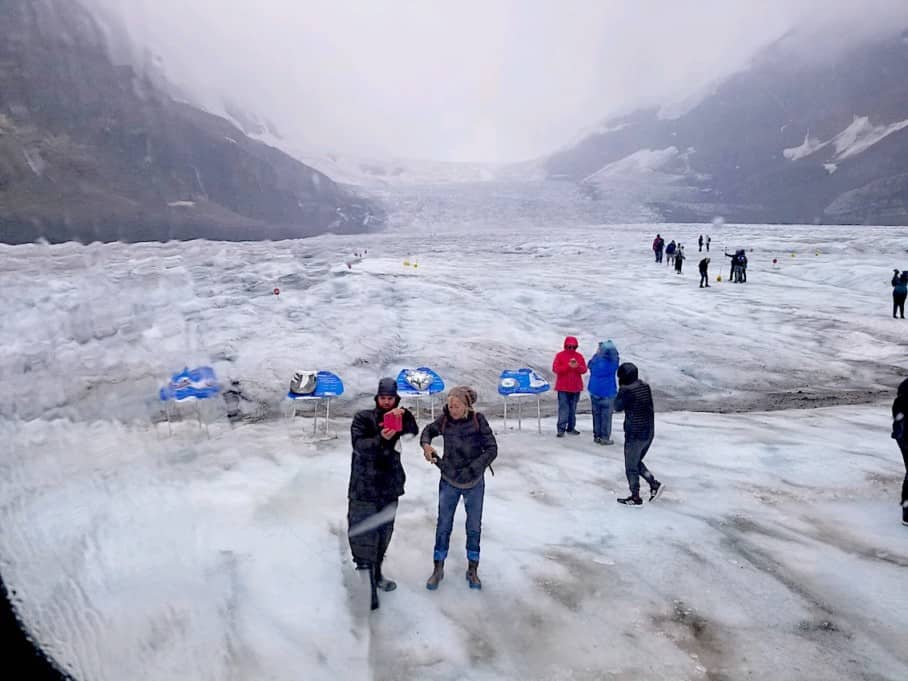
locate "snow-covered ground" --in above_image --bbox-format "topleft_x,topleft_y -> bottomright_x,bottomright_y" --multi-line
1,222 -> 907,680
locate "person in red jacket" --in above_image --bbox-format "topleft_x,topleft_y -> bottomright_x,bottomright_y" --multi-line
552,336 -> 588,437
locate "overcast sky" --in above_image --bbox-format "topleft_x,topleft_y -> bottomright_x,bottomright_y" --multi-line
89,0 -> 908,163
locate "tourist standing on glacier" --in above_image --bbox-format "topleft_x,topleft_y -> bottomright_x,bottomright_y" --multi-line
553,336 -> 588,437
347,377 -> 419,610
653,234 -> 665,263
588,340 -> 620,445
892,269 -> 907,319
699,257 -> 711,288
614,362 -> 664,506
891,377 -> 908,526
421,386 -> 498,590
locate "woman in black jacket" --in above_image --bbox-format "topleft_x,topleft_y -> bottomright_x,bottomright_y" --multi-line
420,386 -> 498,590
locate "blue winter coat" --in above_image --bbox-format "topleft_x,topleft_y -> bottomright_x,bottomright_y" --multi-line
588,343 -> 619,398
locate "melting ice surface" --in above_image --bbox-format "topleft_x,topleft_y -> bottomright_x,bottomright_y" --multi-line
1,222 -> 907,680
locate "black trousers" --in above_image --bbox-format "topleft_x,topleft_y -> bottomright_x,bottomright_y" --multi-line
624,435 -> 657,496
700,271 -> 708,287
347,499 -> 397,569
894,294 -> 906,318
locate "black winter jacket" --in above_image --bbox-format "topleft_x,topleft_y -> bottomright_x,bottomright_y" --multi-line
420,407 -> 498,488
348,407 -> 419,502
892,378 -> 908,442
614,379 -> 655,440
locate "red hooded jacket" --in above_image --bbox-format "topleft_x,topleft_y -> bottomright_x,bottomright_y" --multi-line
552,336 -> 587,392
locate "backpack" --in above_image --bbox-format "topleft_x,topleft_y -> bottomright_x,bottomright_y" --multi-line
439,412 -> 495,476
289,370 -> 318,395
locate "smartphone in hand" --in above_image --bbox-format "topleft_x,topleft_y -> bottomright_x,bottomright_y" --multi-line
382,411 -> 403,432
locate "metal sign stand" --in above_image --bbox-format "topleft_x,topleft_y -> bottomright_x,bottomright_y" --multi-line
164,398 -> 210,438
288,395 -> 335,440
402,392 -> 437,421
502,393 -> 543,434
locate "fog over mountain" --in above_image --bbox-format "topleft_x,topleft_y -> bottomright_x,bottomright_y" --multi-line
85,0 -> 908,164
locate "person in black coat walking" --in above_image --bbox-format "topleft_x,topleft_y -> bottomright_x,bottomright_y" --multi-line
891,377 -> 908,526
674,246 -> 685,274
348,377 -> 419,609
892,269 -> 907,319
421,386 -> 498,590
614,363 -> 663,506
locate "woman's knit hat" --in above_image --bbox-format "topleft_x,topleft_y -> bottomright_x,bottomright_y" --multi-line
447,385 -> 477,410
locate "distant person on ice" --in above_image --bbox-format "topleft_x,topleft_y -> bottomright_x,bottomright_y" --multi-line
737,250 -> 748,282
725,249 -> 747,283
665,240 -> 677,266
348,377 -> 419,610
420,386 -> 498,590
588,340 -> 620,445
892,269 -> 907,319
698,234 -> 704,252
674,245 -> 685,274
653,234 -> 665,263
891,378 -> 908,526
706,235 -> 711,252
553,336 -> 588,437
699,257 -> 711,288
614,362 -> 664,506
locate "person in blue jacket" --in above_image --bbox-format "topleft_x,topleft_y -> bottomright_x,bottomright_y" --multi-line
588,340 -> 620,445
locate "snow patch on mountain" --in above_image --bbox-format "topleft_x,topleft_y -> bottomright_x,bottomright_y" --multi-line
784,116 -> 908,163
583,147 -> 681,184
783,133 -> 829,160
833,116 -> 908,160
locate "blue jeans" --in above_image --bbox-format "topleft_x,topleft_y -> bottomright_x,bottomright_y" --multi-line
557,391 -> 580,433
433,477 -> 485,562
590,395 -> 614,440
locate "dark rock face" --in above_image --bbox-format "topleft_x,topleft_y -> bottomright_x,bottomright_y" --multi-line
546,30 -> 908,225
0,0 -> 382,243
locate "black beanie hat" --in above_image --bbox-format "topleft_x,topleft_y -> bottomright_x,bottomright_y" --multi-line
377,377 -> 398,397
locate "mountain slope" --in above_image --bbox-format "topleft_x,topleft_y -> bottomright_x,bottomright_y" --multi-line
546,29 -> 908,225
0,0 -> 381,243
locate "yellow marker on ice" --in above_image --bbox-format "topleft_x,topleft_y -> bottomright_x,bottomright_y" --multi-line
716,275 -> 722,282
403,260 -> 411,267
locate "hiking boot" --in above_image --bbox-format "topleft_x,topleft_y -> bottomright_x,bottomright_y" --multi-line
568,429 -> 581,435
466,560 -> 482,589
594,437 -> 602,444
375,563 -> 396,592
426,560 -> 445,590
600,438 -> 614,445
617,495 -> 643,507
649,481 -> 665,502
556,431 -> 565,438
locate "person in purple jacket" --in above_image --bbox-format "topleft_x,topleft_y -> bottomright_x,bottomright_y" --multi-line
587,340 -> 620,445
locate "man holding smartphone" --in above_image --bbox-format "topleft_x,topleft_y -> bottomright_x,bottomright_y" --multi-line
347,377 -> 419,610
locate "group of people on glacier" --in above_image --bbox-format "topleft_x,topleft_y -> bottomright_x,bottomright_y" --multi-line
346,337 -> 664,610
652,233 -> 727,282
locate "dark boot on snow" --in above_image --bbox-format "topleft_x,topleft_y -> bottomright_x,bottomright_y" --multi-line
375,562 -> 397,592
426,560 -> 445,590
466,560 -> 482,590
